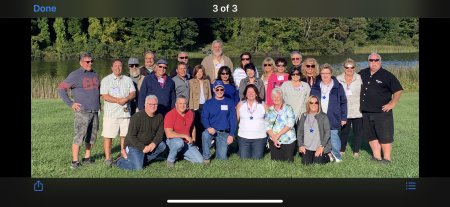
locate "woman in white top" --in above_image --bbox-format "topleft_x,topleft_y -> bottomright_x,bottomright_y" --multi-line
233,52 -> 259,88
281,67 -> 311,122
236,84 -> 267,159
336,58 -> 363,158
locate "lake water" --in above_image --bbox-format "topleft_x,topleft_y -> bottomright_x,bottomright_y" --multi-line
31,52 -> 418,78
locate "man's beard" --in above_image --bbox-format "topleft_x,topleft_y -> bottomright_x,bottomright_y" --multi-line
130,69 -> 140,77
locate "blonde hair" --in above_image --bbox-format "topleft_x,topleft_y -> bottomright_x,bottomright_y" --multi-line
301,58 -> 319,77
305,95 -> 321,114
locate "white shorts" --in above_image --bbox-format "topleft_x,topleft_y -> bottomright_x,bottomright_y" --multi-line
101,117 -> 130,138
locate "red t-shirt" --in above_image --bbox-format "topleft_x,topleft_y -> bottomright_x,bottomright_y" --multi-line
164,108 -> 194,136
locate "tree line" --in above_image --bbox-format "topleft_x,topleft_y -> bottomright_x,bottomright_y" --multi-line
31,18 -> 418,60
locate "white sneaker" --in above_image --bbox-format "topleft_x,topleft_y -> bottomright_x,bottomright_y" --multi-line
329,154 -> 334,162
335,158 -> 343,163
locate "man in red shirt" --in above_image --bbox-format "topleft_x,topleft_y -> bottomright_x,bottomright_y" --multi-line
164,95 -> 203,167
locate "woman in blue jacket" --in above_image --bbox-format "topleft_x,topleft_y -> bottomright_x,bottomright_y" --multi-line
310,63 -> 347,162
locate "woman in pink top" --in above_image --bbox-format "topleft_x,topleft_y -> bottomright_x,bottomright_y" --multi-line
266,58 -> 289,106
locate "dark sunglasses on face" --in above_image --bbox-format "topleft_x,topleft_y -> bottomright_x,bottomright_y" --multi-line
264,64 -> 272,67
215,88 -> 224,92
129,64 -> 139,68
241,58 -> 250,61
291,57 -> 301,61
158,65 -> 168,69
306,64 -> 315,68
276,64 -> 285,67
178,56 -> 188,59
221,72 -> 229,75
291,73 -> 301,76
344,66 -> 355,69
309,101 -> 319,105
369,59 -> 380,62
84,60 -> 94,64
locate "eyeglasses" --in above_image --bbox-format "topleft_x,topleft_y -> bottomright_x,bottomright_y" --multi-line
178,56 -> 188,59
241,58 -> 250,61
84,60 -> 94,64
291,73 -> 301,76
344,66 -> 355,69
129,64 -> 139,68
158,65 -> 168,69
264,64 -> 272,67
215,88 -> 224,92
309,101 -> 319,105
369,59 -> 380,62
146,103 -> 158,106
306,65 -> 315,68
276,64 -> 285,67
291,58 -> 301,61
221,73 -> 229,75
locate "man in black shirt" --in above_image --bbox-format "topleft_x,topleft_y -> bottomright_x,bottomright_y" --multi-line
359,53 -> 403,164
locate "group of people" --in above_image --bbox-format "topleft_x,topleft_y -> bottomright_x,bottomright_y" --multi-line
57,39 -> 403,170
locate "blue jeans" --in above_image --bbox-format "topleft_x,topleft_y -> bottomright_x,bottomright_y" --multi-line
201,130 -> 229,160
166,138 -> 203,163
238,137 -> 267,159
116,142 -> 166,170
330,129 -> 342,160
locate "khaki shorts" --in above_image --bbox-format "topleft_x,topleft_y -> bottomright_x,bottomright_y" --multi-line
101,117 -> 130,138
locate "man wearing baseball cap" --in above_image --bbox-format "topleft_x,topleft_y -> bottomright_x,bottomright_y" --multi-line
138,59 -> 176,116
201,81 -> 236,164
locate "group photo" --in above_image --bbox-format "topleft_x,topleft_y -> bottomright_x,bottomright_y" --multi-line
31,17 -> 419,178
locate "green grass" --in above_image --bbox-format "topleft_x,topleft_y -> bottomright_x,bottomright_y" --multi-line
32,92 -> 418,178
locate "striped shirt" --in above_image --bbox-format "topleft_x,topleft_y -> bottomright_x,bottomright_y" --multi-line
100,74 -> 136,118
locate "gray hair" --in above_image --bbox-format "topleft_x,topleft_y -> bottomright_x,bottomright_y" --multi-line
290,51 -> 302,58
211,40 -> 223,47
320,63 -> 333,73
79,52 -> 92,61
144,51 -> 156,57
176,95 -> 187,103
145,95 -> 158,103
271,87 -> 284,103
368,52 -> 381,61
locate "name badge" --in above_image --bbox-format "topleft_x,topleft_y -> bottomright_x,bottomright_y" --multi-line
221,105 -> 228,110
111,87 -> 120,94
277,76 -> 284,81
345,89 -> 353,96
215,63 -> 222,69
158,78 -> 165,84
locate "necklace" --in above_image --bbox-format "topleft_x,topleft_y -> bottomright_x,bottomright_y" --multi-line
306,113 -> 316,133
320,80 -> 333,99
247,101 -> 257,120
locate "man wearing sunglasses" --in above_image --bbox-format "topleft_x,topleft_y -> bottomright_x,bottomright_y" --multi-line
58,52 -> 100,169
170,52 -> 193,79
127,57 -> 144,116
138,59 -> 176,116
201,82 -> 236,164
359,53 -> 403,164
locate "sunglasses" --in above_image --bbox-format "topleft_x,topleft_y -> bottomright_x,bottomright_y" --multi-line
129,64 -> 139,68
344,66 -> 355,69
158,65 -> 168,69
215,88 -> 224,92
369,59 -> 380,62
221,73 -> 229,75
84,60 -> 94,64
291,57 -> 301,61
264,64 -> 272,67
276,64 -> 286,67
178,56 -> 188,59
241,58 -> 250,61
306,64 -> 315,68
291,73 -> 301,76
309,101 -> 319,105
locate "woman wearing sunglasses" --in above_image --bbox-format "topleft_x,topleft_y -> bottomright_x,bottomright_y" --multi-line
266,58 -> 289,107
260,57 -> 276,92
281,67 -> 311,122
301,58 -> 320,87
297,95 -> 331,165
233,52 -> 259,88
212,66 -> 240,106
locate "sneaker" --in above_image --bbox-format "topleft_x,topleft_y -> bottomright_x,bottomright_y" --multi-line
104,159 -> 113,166
353,152 -> 360,158
203,159 -> 211,165
82,158 -> 94,165
167,161 -> 175,168
335,158 -> 343,163
328,154 -> 335,162
70,161 -> 81,169
379,159 -> 391,164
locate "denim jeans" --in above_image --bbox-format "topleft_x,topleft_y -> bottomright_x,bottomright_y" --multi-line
166,138 -> 203,163
116,142 -> 166,170
238,137 -> 267,159
201,130 -> 229,160
330,129 -> 342,160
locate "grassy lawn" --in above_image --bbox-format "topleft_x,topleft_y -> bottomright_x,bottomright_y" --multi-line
31,92 -> 418,178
